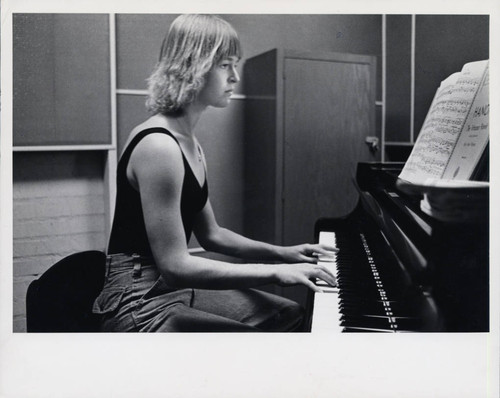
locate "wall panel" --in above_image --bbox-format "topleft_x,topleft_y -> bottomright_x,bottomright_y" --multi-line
116,94 -> 150,156
414,15 -> 489,136
385,15 -> 412,142
116,14 -> 177,90
13,14 -> 111,146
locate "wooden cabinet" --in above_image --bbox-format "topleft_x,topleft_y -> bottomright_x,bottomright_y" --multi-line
244,49 -> 379,248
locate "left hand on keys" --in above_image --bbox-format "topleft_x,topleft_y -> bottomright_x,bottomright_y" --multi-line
279,243 -> 338,264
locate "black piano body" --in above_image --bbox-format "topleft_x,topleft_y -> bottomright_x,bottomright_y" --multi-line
306,162 -> 489,332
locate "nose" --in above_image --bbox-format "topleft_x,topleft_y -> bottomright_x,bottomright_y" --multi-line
229,66 -> 240,84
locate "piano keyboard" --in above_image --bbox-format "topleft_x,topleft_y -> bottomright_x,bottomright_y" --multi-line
311,231 -> 342,332
310,228 -> 423,333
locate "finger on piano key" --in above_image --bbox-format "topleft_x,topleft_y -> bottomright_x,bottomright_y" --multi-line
318,259 -> 337,274
311,230 -> 342,332
315,279 -> 339,293
317,231 -> 338,261
316,253 -> 337,262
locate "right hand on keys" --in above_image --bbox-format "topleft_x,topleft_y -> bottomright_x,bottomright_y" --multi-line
273,263 -> 337,293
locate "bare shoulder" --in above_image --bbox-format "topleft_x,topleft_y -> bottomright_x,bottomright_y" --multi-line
127,125 -> 183,189
123,115 -> 170,152
133,133 -> 182,172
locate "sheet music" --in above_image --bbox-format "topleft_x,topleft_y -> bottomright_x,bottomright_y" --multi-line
442,63 -> 489,179
399,61 -> 489,185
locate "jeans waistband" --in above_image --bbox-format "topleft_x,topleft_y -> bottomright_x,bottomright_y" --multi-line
106,253 -> 155,279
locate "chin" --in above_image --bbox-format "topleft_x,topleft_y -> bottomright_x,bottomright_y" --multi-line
212,100 -> 231,108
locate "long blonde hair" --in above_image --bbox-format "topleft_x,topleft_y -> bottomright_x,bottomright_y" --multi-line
146,14 -> 241,115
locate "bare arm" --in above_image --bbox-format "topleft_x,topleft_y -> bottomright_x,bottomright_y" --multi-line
130,134 -> 335,291
193,201 -> 337,263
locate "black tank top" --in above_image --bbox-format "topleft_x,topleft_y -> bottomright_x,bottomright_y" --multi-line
107,127 -> 208,255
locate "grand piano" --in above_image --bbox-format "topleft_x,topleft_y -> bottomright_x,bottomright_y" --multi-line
306,162 -> 489,333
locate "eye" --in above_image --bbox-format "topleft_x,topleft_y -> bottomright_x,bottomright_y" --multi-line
219,59 -> 239,70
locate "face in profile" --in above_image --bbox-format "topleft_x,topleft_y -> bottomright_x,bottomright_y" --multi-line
196,56 -> 240,109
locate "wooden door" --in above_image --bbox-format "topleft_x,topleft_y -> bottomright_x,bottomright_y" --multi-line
282,55 -> 377,245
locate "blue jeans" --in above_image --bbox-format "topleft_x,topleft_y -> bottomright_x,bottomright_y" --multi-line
92,253 -> 304,332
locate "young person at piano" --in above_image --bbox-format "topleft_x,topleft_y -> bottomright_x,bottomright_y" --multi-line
92,14 -> 337,332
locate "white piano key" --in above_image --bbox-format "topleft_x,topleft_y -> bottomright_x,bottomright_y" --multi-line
317,254 -> 337,262
311,231 -> 343,333
311,289 -> 342,333
318,285 -> 339,293
317,231 -> 338,281
319,231 -> 336,246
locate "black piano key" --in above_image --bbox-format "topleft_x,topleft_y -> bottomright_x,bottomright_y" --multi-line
339,300 -> 411,315
340,315 -> 395,330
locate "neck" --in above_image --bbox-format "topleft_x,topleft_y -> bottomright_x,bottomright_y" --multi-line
173,102 -> 206,138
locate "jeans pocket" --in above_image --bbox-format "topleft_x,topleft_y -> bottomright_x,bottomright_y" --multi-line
138,277 -> 170,302
92,287 -> 127,314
